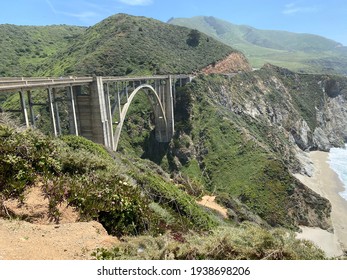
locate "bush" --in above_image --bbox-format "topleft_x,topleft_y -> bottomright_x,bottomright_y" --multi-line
134,171 -> 216,231
0,126 -> 153,235
92,223 -> 326,260
0,125 -> 60,198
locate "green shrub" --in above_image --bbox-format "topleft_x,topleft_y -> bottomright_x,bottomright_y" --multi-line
63,173 -> 151,236
0,125 -> 60,198
92,223 -> 326,260
60,135 -> 112,160
134,172 -> 216,231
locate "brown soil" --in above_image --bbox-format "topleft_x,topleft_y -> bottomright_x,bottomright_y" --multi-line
0,189 -> 228,260
197,195 -> 228,218
202,52 -> 252,74
0,186 -> 118,260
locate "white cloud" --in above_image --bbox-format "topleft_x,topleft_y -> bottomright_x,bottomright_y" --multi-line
119,0 -> 153,6
46,0 -> 100,22
283,3 -> 319,15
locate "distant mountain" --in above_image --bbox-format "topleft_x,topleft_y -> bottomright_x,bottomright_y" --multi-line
0,24 -> 85,76
169,16 -> 347,75
41,14 -> 245,76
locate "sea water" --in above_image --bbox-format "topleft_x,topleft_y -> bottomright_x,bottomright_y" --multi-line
328,144 -> 347,201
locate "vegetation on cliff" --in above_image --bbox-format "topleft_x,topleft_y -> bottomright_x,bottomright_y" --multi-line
164,71 -> 333,229
0,118 -> 217,237
0,116 -> 326,260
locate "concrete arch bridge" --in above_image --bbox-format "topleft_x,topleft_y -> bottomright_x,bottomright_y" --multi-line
0,75 -> 192,151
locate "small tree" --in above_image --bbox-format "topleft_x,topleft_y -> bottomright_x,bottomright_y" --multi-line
187,29 -> 201,47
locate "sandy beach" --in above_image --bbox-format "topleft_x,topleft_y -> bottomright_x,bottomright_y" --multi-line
294,151 -> 347,258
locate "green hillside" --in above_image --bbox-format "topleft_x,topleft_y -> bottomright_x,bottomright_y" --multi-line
169,16 -> 347,74
0,119 -> 325,260
0,24 -> 85,76
41,14 -> 238,76
0,14 -> 239,78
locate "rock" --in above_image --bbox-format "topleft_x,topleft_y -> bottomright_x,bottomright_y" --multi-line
290,120 -> 312,150
313,127 -> 332,151
295,149 -> 314,176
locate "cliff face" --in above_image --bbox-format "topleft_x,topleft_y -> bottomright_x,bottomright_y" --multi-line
208,64 -> 347,160
168,65 -> 347,229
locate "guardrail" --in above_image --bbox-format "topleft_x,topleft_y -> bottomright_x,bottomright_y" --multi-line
0,77 -> 93,92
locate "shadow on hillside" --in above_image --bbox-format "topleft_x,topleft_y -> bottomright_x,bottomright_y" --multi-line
141,130 -> 169,165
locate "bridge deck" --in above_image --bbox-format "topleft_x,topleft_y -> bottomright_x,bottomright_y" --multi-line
0,75 -> 191,92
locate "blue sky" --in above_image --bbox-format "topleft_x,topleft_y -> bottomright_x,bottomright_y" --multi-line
1,0 -> 347,45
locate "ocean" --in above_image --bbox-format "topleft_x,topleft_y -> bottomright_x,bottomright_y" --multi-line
328,144 -> 347,201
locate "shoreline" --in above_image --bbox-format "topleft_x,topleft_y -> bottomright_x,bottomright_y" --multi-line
294,151 -> 347,258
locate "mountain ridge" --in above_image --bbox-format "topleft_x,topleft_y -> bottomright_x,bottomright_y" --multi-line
169,16 -> 347,74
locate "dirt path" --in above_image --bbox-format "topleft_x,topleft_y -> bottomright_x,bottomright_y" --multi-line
197,195 -> 228,218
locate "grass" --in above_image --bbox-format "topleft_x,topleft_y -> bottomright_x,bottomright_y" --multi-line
0,24 -> 84,76
92,223 -> 326,260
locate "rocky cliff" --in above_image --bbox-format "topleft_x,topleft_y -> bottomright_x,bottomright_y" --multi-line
199,64 -> 347,172
163,64 -> 347,229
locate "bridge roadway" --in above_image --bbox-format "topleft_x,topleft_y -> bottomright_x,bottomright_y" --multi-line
0,75 -> 190,92
0,75 -> 192,151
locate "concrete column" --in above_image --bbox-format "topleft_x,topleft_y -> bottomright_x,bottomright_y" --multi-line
68,86 -> 78,136
104,83 -> 114,150
165,76 -> 174,140
116,82 -> 121,122
19,90 -> 29,128
125,82 -> 129,102
172,78 -> 176,108
89,76 -> 113,149
155,80 -> 159,95
52,88 -> 61,136
27,90 -> 35,127
47,87 -> 57,137
161,81 -> 166,112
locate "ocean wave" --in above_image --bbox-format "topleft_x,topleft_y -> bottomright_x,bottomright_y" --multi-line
328,144 -> 347,201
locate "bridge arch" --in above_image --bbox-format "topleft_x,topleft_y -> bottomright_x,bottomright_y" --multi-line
113,84 -> 168,151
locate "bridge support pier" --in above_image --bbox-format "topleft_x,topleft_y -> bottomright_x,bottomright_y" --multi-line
154,77 -> 174,142
47,88 -> 58,137
67,86 -> 79,136
27,90 -> 35,127
19,90 -> 30,128
75,77 -> 114,150
52,88 -> 62,136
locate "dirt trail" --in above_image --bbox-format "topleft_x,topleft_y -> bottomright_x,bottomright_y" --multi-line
197,195 -> 228,218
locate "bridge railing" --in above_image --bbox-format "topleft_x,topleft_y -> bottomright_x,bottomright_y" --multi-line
0,75 -> 193,92
0,77 -> 93,92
